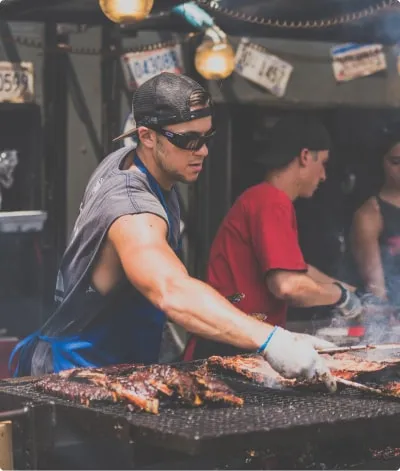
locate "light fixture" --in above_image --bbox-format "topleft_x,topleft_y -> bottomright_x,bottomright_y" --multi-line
195,27 -> 235,80
99,0 -> 154,23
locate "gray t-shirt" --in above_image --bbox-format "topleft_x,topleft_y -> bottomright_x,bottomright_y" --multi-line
31,146 -> 180,375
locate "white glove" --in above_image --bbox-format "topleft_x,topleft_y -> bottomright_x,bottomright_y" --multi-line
333,283 -> 362,320
298,333 -> 337,351
260,327 -> 337,393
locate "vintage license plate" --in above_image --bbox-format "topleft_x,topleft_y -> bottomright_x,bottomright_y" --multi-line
121,44 -> 184,91
331,43 -> 387,82
235,39 -> 293,97
0,62 -> 34,103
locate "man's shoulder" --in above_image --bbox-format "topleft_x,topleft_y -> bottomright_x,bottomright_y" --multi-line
239,182 -> 291,208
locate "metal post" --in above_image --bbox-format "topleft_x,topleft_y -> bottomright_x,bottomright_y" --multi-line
42,23 -> 69,309
101,24 -> 121,156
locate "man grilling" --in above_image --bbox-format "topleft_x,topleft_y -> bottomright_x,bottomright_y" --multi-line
185,115 -> 378,360
10,74 -> 336,391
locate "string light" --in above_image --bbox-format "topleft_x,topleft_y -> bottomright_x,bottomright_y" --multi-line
195,27 -> 235,80
99,0 -> 154,23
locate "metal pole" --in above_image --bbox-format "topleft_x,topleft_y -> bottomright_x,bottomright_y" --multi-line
42,23 -> 69,310
101,24 -> 121,156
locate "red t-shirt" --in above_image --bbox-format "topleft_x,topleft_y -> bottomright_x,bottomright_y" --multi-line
207,182 -> 307,327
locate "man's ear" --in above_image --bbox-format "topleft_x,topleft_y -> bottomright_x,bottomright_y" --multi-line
137,127 -> 156,149
299,148 -> 310,167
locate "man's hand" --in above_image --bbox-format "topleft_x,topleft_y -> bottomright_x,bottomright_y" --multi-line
260,327 -> 337,393
297,333 -> 336,350
333,283 -> 363,320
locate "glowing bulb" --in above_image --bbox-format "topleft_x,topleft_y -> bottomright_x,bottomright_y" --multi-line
195,40 -> 235,80
99,0 -> 154,23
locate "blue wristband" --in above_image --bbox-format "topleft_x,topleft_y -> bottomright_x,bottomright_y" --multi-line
257,326 -> 279,354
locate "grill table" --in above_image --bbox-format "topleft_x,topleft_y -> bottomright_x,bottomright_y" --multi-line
0,363 -> 399,469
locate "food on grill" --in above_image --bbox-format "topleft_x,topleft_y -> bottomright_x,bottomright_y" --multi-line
34,363 -> 243,414
383,381 -> 400,397
321,352 -> 400,380
206,353 -> 400,390
35,375 -> 118,406
144,365 -> 203,406
191,368 -> 244,406
206,354 -> 283,385
58,367 -> 161,413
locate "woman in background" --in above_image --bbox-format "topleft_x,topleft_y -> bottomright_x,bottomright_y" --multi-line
350,136 -> 400,306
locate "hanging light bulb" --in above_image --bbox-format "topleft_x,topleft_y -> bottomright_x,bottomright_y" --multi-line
99,0 -> 154,23
195,28 -> 235,80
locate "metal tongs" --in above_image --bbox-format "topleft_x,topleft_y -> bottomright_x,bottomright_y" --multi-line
333,377 -> 399,399
318,343 -> 400,398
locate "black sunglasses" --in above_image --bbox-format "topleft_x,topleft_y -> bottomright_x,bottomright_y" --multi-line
151,126 -> 216,151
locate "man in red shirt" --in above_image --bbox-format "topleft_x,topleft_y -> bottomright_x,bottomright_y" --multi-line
184,115 -> 365,360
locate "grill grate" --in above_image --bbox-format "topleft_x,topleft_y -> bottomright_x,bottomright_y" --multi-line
0,363 -> 399,456
0,368 -> 400,453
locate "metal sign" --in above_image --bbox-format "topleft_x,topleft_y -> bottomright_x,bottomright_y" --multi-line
234,39 -> 293,98
0,62 -> 34,103
121,44 -> 184,91
331,43 -> 387,82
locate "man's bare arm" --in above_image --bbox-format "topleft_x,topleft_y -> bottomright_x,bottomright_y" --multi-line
307,265 -> 355,292
108,213 -> 273,351
350,199 -> 387,299
266,270 -> 342,307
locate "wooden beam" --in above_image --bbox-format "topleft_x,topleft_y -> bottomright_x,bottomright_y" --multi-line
0,421 -> 13,470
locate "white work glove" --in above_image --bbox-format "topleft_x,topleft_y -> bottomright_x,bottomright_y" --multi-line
260,327 -> 337,393
332,283 -> 362,320
297,333 -> 337,351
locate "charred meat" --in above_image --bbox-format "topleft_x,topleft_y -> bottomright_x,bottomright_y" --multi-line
206,353 -> 400,390
35,375 -> 118,406
206,354 -> 283,384
34,362 -> 243,414
191,368 -> 243,406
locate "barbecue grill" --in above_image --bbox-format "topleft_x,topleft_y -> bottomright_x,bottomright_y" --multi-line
0,359 -> 399,470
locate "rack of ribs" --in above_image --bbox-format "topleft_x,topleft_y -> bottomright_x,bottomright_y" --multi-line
206,353 -> 400,386
56,368 -> 161,413
35,375 -> 118,406
320,352 -> 400,380
191,368 -> 244,406
34,363 -> 243,414
206,355 -> 284,385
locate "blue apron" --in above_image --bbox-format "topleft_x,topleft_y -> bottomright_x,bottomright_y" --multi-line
9,154 -> 180,376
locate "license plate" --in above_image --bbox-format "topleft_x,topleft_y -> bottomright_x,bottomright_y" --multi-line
331,43 -> 387,82
0,62 -> 34,103
121,44 -> 184,91
235,39 -> 293,97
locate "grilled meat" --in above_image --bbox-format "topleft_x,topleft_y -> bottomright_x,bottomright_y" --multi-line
321,353 -> 400,380
59,363 -> 142,379
144,365 -> 203,406
35,375 -> 118,406
105,377 -> 160,414
382,382 -> 400,397
54,368 -> 160,413
206,354 -> 283,385
35,362 -> 244,414
206,353 -> 400,390
191,368 -> 243,406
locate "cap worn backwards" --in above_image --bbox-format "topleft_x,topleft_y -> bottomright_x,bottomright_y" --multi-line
113,72 -> 212,142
